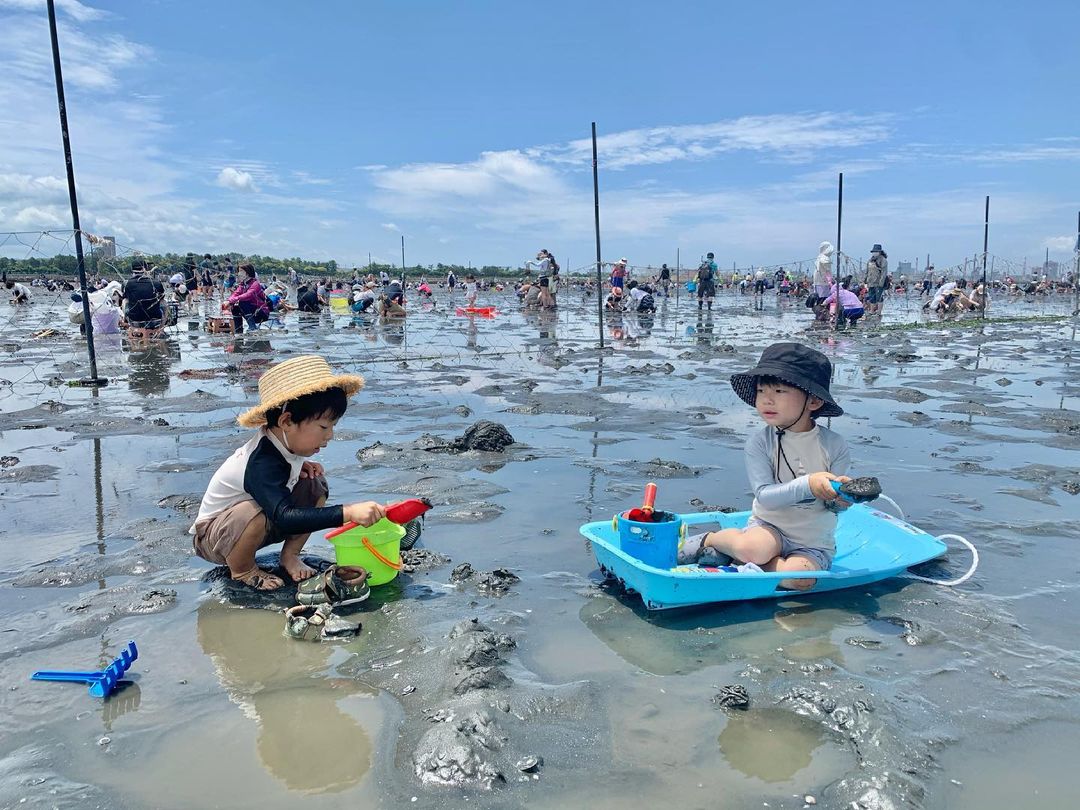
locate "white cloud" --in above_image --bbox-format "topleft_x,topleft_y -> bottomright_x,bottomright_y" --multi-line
380,222 -> 400,231
534,112 -> 893,170
216,166 -> 257,192
1043,235 -> 1077,252
291,170 -> 332,186
965,144 -> 1080,163
0,0 -> 106,23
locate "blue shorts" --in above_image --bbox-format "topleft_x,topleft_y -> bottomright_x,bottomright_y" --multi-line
866,286 -> 885,304
611,276 -> 625,289
746,516 -> 833,570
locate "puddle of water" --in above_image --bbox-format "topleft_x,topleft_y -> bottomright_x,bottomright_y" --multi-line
719,707 -> 844,784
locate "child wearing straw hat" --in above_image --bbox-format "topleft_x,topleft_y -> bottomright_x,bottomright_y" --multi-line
190,355 -> 386,590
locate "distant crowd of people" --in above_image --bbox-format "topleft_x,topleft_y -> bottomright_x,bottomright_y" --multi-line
6,242 -> 1076,338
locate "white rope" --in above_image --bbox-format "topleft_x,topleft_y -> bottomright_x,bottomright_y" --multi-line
875,493 -> 906,521
874,493 -> 976,586
902,533 -> 980,587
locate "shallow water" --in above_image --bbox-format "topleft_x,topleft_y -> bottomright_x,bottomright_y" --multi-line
0,286 -> 1078,808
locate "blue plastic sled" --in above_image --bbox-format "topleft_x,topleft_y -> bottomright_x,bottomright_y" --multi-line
580,505 -> 947,610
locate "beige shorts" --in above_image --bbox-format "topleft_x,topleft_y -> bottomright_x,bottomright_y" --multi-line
192,476 -> 329,564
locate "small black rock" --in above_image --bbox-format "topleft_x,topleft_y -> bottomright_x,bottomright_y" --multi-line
712,684 -> 750,710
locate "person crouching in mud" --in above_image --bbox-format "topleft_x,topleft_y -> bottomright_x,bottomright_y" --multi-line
190,355 -> 387,590
678,343 -> 852,590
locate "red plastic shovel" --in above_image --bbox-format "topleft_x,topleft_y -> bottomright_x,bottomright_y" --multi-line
625,482 -> 658,522
329,498 -> 433,537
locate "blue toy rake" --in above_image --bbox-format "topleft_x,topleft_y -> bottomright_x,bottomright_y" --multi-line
31,640 -> 138,698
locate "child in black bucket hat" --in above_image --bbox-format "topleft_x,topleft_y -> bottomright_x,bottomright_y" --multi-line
679,342 -> 852,589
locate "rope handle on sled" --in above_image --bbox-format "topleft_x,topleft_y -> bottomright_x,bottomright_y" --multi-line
874,492 -> 979,586
903,533 -> 979,586
362,537 -> 403,570
875,491 -> 978,586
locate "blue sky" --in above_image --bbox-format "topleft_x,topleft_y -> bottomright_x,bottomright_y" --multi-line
1,0 -> 1079,273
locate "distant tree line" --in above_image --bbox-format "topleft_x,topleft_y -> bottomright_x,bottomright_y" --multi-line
0,253 -> 527,280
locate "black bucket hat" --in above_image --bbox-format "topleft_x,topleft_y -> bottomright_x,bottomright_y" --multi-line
730,342 -> 843,418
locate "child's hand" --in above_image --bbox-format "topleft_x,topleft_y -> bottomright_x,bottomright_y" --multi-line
299,460 -> 324,479
808,472 -> 846,501
344,501 -> 386,527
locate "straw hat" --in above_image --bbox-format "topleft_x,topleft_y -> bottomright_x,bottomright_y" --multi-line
237,355 -> 365,427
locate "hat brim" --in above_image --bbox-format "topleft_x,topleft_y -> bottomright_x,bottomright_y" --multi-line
237,373 -> 365,427
730,365 -> 843,418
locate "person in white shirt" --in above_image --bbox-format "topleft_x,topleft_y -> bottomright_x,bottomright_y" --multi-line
464,274 -> 479,306
753,267 -> 767,296
6,281 -> 32,304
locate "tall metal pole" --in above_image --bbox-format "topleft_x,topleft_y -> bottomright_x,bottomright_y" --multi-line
834,172 -> 843,331
980,196 -> 989,319
47,0 -> 103,386
400,234 -> 406,284
1073,210 -> 1079,315
676,247 -> 680,306
591,122 -> 604,348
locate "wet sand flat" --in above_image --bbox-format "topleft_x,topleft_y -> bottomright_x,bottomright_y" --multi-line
1,286 -> 1078,809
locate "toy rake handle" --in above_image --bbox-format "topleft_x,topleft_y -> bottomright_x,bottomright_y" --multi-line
642,482 -> 657,512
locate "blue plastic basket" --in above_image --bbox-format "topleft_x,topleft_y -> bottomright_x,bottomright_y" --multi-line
614,512 -> 684,569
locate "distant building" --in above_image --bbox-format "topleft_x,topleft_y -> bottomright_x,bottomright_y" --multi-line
897,261 -> 912,276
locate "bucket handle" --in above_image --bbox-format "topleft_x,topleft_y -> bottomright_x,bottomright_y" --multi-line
362,537 -> 402,570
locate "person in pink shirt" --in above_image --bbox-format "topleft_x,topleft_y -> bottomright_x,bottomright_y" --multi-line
227,263 -> 270,332
823,282 -> 865,328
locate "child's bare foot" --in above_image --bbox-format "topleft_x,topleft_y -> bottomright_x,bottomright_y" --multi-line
231,565 -> 284,591
281,555 -> 318,582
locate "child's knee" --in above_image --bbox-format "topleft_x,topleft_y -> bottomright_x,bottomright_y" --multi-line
777,556 -> 820,590
727,529 -> 780,565
240,511 -> 270,540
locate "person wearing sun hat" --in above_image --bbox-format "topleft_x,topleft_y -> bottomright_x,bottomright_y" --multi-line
610,257 -> 628,290
678,343 -> 853,590
191,355 -> 387,590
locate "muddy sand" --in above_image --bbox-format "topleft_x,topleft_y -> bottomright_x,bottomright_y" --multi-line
1,286 -> 1078,809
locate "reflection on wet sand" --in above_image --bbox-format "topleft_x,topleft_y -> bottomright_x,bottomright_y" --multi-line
719,708 -> 830,783
578,588 -> 886,675
127,339 -> 181,396
196,598 -> 377,794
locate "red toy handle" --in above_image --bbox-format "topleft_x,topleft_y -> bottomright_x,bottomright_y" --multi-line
642,482 -> 657,514
385,497 -> 433,524
325,498 -> 432,539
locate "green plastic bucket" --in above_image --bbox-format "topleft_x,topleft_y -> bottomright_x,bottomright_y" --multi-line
324,518 -> 405,586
